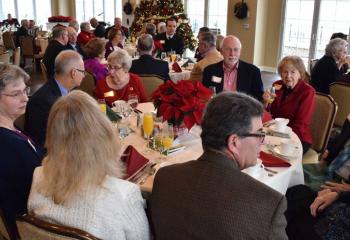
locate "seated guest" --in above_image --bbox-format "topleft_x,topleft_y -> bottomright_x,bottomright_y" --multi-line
216,34 -> 225,51
28,90 -> 150,240
15,19 -> 29,47
311,38 -> 348,94
145,22 -> 156,37
95,49 -> 147,106
28,20 -> 39,38
77,22 -> 95,47
90,17 -> 105,38
0,64 -> 43,237
2,13 -> 20,27
68,19 -> 79,33
150,92 -> 287,239
43,26 -> 69,78
202,35 -> 264,101
157,22 -> 166,35
105,17 -> 129,39
154,17 -> 184,55
331,32 -> 348,40
84,38 -> 108,81
25,50 -> 85,146
129,34 -> 170,81
190,32 -> 223,82
105,28 -> 124,59
66,26 -> 86,58
263,56 -> 315,154
194,26 -> 210,61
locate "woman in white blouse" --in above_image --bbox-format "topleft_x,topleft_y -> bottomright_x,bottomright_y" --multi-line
27,90 -> 150,240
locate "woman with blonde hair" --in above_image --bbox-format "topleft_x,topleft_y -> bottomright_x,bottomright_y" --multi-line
28,90 -> 150,240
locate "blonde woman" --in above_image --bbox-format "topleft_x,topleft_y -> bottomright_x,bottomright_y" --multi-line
28,90 -> 150,240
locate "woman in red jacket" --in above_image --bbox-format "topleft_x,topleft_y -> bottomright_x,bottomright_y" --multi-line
263,56 -> 315,154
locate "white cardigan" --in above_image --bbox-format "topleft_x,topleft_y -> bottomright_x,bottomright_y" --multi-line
28,167 -> 150,240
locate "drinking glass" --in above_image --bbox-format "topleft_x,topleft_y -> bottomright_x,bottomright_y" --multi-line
162,124 -> 174,155
128,94 -> 139,111
267,86 -> 276,104
98,99 -> 107,114
143,113 -> 154,149
160,52 -> 167,61
209,86 -> 216,97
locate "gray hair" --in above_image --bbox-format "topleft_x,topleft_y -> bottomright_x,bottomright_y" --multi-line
54,50 -> 83,75
21,19 -> 28,26
157,22 -> 166,33
325,38 -> 348,56
52,26 -> 67,39
137,34 -> 153,53
145,23 -> 156,35
0,63 -> 29,92
80,22 -> 90,32
200,32 -> 216,47
107,49 -> 132,71
201,92 -> 263,150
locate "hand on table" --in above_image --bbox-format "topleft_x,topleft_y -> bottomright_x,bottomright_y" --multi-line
310,191 -> 339,217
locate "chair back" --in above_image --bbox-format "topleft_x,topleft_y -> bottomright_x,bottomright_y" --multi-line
2,32 -> 16,50
330,82 -> 350,127
16,214 -> 101,240
0,52 -> 11,63
0,208 -> 17,240
140,75 -> 164,100
14,114 -> 26,131
14,47 -> 21,66
40,59 -> 48,83
309,93 -> 337,153
309,58 -> 319,73
20,36 -> 35,56
79,71 -> 96,97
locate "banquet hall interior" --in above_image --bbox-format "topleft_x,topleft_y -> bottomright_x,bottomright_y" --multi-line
1,0 -> 350,239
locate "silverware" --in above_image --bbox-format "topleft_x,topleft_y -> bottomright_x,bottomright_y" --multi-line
264,167 -> 278,174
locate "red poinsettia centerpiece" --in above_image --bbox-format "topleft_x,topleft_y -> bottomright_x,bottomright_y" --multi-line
48,15 -> 74,23
151,80 -> 212,130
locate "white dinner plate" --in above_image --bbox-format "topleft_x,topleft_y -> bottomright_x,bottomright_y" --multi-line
272,146 -> 297,158
269,125 -> 292,134
243,168 -> 268,179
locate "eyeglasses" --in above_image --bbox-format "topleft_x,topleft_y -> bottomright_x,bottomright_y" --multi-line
74,68 -> 86,76
108,65 -> 123,71
1,86 -> 30,99
240,131 -> 266,143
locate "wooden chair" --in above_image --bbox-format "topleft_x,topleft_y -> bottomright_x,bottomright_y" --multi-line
13,47 -> 21,66
0,52 -> 11,63
309,58 -> 319,73
19,36 -> 43,72
139,75 -> 164,100
79,71 -> 96,97
2,32 -> 16,51
303,93 -> 338,164
16,214 -> 101,240
329,82 -> 350,128
40,59 -> 48,83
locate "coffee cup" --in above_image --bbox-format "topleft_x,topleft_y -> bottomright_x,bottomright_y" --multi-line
275,118 -> 289,132
280,139 -> 294,156
245,159 -> 264,176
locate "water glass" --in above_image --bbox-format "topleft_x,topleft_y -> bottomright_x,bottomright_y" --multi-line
98,99 -> 107,114
128,94 -> 139,110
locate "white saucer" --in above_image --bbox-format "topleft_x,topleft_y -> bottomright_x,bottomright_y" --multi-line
269,125 -> 291,134
272,146 -> 297,158
244,168 -> 268,179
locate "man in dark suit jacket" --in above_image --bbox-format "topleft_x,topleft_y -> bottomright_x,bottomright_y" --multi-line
15,19 -> 29,47
150,92 -> 287,239
43,26 -> 70,79
154,18 -> 184,55
202,35 -> 264,101
90,17 -> 105,38
25,51 -> 85,146
2,13 -> 20,27
129,33 -> 170,81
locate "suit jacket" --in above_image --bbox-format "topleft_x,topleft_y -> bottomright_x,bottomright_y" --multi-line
311,55 -> 343,94
129,54 -> 170,81
24,80 -> 62,146
94,24 -> 106,38
190,49 -> 223,82
270,80 -> 315,144
150,149 -> 287,240
202,60 -> 264,101
154,32 -> 184,55
15,26 -> 29,47
43,40 -> 69,78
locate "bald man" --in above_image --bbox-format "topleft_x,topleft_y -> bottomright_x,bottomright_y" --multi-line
202,35 -> 264,101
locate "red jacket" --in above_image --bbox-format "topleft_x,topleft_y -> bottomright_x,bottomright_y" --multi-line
270,80 -> 315,144
77,31 -> 95,46
94,73 -> 148,106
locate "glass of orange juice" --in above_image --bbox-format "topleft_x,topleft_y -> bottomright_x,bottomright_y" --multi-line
162,124 -> 174,155
143,112 -> 154,148
98,99 -> 107,114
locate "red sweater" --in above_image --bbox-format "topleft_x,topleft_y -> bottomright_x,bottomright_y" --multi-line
77,31 -> 95,46
270,80 -> 315,144
94,73 -> 148,106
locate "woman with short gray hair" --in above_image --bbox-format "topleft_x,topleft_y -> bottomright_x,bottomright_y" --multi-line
311,38 -> 349,94
94,48 -> 148,106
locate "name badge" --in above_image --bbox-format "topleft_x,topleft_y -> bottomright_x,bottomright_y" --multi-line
160,40 -> 165,44
104,91 -> 115,97
211,76 -> 222,83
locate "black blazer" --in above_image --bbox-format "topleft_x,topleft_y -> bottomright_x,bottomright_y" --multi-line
94,24 -> 106,38
202,60 -> 264,101
24,80 -> 62,146
43,40 -> 69,78
129,54 -> 170,81
154,32 -> 184,55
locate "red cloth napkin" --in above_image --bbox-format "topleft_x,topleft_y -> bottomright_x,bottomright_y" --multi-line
120,145 -> 150,180
262,110 -> 272,123
172,61 -> 182,72
260,151 -> 291,167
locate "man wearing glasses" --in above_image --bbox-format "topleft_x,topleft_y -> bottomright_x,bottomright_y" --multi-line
150,92 -> 287,239
25,50 -> 85,147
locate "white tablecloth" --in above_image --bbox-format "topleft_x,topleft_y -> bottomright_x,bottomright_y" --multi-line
122,103 -> 304,194
169,70 -> 191,83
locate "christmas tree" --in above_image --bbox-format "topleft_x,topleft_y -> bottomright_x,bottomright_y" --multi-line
130,0 -> 197,51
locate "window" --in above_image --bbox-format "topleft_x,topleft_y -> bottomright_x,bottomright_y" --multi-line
0,0 -> 51,28
208,0 -> 227,36
75,0 -> 122,25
